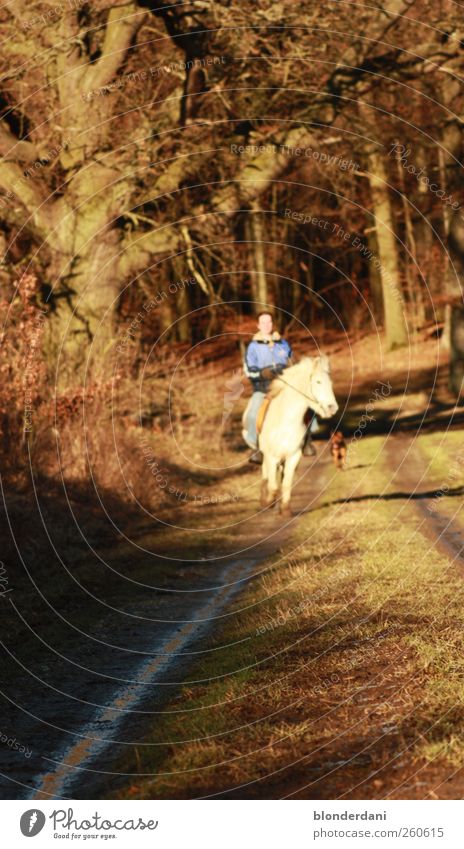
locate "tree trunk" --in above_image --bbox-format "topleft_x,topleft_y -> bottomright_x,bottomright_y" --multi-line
437,77 -> 463,377
447,212 -> 464,395
395,153 -> 425,329
366,149 -> 408,349
248,203 -> 269,312
413,146 -> 436,325
450,305 -> 464,395
175,284 -> 191,342
366,228 -> 383,322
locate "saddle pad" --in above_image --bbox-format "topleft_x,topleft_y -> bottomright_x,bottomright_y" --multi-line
256,397 -> 271,434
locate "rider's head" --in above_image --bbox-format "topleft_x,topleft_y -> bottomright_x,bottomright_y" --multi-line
257,311 -> 273,337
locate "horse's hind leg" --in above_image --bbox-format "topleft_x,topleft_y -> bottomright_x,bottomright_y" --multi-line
280,450 -> 302,515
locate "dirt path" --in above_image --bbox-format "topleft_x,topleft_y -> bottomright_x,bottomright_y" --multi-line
5,422 -> 464,801
0,453 -> 325,800
386,432 -> 464,570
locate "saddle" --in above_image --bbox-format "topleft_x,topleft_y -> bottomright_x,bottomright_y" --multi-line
256,397 -> 271,434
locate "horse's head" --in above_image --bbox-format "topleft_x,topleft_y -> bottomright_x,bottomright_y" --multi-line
308,354 -> 338,419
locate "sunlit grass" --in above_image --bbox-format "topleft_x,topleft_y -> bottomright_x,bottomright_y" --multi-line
111,433 -> 464,799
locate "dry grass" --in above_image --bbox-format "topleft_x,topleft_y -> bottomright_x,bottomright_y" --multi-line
110,431 -> 464,800
0,336 -> 250,665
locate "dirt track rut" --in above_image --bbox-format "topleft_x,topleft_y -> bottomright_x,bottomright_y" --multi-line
0,454 -> 323,800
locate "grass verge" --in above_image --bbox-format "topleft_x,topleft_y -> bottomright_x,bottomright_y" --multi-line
111,432 -> 464,800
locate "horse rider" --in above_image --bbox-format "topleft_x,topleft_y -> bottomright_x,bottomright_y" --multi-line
242,311 -> 317,463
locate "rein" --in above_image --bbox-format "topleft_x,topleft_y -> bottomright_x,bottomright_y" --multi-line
271,370 -> 320,407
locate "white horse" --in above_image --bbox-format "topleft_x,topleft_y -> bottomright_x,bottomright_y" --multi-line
247,355 -> 338,515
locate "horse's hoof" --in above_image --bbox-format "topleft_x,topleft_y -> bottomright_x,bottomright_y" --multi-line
280,504 -> 293,517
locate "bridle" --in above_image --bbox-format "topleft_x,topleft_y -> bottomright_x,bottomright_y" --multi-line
272,364 -> 326,409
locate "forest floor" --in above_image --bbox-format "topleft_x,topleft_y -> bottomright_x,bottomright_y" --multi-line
3,329 -> 464,800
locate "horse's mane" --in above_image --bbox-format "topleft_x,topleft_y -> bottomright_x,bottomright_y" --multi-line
269,354 -> 329,398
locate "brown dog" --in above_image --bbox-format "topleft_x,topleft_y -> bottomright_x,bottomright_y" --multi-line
330,430 -> 346,470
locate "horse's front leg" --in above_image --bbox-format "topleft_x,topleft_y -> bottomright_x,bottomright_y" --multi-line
280,449 -> 302,516
264,456 -> 280,508
260,455 -> 269,506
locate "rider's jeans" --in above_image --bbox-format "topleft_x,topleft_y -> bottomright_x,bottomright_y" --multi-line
246,391 -> 266,449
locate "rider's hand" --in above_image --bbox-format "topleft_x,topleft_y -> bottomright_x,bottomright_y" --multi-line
261,367 -> 275,380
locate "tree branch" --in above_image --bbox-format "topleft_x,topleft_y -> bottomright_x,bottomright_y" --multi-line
0,122 -> 38,164
120,223 -> 179,276
0,160 -> 51,233
84,3 -> 147,91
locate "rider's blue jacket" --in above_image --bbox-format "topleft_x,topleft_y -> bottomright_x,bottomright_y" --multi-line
245,331 -> 292,393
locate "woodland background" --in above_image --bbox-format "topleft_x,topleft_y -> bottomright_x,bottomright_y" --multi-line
3,1 -> 464,803
0,0 -> 463,487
